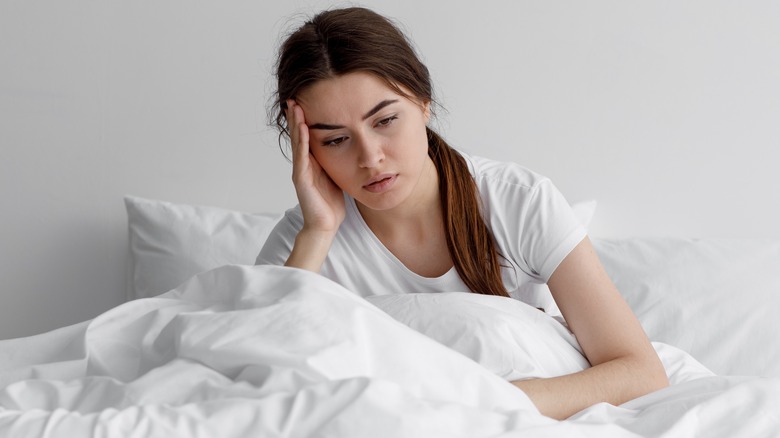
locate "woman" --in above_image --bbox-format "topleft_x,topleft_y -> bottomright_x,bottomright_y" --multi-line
257,6 -> 668,420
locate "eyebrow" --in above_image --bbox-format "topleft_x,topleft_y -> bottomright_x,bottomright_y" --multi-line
308,99 -> 399,130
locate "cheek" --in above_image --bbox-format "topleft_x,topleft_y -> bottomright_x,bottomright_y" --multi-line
311,148 -> 349,184
390,120 -> 425,149
405,123 -> 430,155
311,147 -> 333,171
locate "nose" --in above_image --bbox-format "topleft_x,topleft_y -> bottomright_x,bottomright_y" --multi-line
356,134 -> 385,168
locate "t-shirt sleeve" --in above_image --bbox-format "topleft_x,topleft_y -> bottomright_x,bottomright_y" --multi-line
254,207 -> 303,266
519,179 -> 587,281
483,169 -> 587,284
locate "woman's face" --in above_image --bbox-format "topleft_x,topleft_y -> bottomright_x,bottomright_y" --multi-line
296,72 -> 435,212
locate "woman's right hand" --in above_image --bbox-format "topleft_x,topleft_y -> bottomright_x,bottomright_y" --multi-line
286,100 -> 346,236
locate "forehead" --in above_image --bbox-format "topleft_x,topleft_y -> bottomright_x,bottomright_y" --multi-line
297,72 -> 406,120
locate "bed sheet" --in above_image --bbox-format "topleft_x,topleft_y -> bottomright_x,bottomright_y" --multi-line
1,265 -> 778,437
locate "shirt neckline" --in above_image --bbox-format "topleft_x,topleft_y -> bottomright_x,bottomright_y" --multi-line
345,194 -> 459,284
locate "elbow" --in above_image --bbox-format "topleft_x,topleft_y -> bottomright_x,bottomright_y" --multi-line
609,352 -> 669,404
647,347 -> 670,390
647,364 -> 670,393
653,364 -> 671,391
632,352 -> 670,396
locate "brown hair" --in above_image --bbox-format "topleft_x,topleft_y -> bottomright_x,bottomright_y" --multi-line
271,7 -> 508,297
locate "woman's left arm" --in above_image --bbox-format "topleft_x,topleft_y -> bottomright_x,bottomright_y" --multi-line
511,236 -> 669,420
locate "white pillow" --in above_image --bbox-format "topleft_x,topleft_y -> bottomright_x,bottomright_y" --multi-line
124,196 -> 281,300
366,289 -> 715,385
366,292 -> 591,381
594,237 -> 780,378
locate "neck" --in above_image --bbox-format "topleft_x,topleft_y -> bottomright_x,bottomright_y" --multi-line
357,156 -> 442,238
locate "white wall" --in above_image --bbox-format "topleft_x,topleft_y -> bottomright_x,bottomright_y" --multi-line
1,1 -> 778,338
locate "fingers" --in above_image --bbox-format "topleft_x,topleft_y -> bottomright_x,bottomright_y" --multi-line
284,99 -> 299,150
286,100 -> 309,148
296,105 -> 310,154
286,100 -> 311,182
286,100 -> 301,150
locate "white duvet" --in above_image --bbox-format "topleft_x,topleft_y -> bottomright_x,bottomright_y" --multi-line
0,265 -> 778,437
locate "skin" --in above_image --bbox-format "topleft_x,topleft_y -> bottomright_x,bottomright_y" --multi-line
283,71 -> 669,420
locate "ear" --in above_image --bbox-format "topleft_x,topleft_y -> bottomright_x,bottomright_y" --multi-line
422,100 -> 432,124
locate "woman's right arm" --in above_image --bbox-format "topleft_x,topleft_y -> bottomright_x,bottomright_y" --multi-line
283,100 -> 346,272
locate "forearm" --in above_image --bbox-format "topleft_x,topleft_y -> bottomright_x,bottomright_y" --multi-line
284,228 -> 336,272
512,354 -> 669,420
527,237 -> 669,419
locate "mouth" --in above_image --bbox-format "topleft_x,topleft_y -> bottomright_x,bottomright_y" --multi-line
363,173 -> 398,193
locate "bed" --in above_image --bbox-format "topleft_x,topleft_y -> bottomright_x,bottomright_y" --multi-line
0,195 -> 778,437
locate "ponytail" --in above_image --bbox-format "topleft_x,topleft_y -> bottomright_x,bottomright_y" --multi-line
427,128 -> 509,297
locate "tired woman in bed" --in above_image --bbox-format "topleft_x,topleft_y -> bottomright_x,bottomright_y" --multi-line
256,6 -> 669,419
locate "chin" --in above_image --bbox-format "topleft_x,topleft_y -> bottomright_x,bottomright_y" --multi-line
354,191 -> 407,212
356,198 -> 400,212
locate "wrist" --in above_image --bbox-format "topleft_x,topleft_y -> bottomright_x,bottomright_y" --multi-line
285,228 -> 337,272
297,226 -> 338,245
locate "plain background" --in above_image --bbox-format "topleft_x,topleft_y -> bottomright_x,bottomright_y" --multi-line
1,0 -> 778,339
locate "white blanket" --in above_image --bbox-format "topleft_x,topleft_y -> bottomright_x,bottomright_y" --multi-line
0,265 -> 778,437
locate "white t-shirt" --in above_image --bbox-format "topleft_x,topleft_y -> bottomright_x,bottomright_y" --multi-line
256,153 -> 586,313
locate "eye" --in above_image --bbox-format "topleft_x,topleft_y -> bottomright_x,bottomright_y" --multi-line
375,115 -> 398,127
322,136 -> 347,147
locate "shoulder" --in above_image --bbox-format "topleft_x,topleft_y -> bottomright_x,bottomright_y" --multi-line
463,155 -> 547,190
255,204 -> 304,265
460,152 -> 587,282
279,204 -> 305,226
460,151 -> 550,191
256,195 -> 364,266
267,204 -> 305,234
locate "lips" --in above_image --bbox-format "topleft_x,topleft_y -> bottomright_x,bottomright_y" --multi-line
363,173 -> 398,193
